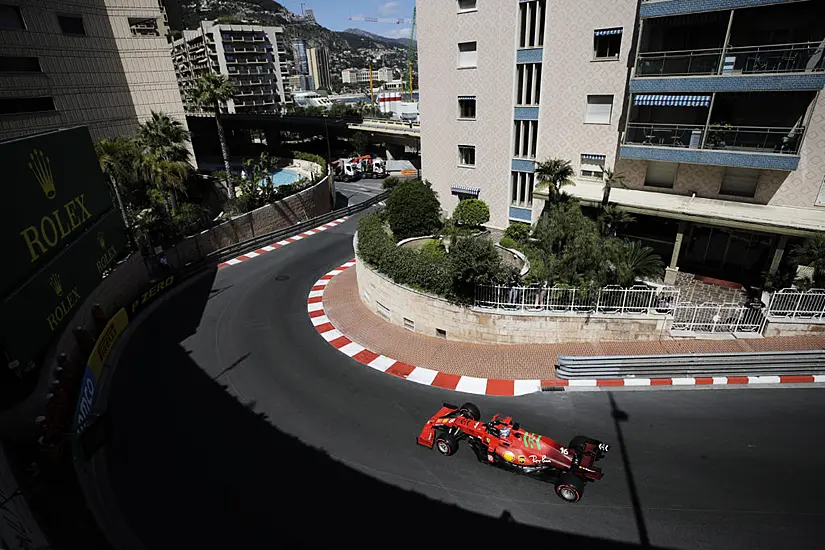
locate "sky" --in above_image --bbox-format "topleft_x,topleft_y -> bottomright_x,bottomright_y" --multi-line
279,0 -> 416,39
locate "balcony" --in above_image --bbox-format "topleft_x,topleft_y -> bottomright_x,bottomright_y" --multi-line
620,90 -> 814,170
635,2 -> 825,85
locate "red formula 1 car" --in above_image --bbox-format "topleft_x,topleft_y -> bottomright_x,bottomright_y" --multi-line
417,402 -> 609,503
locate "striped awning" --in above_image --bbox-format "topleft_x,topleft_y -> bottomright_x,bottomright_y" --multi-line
581,154 -> 606,160
451,185 -> 480,195
634,94 -> 712,107
595,28 -> 622,36
457,95 -> 476,100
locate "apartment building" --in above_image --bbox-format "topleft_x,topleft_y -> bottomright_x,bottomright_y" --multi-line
418,0 -> 825,286
0,0 -> 187,142
341,67 -> 395,84
307,46 -> 331,90
172,21 -> 286,115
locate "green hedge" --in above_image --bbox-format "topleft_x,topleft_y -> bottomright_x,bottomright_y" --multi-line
386,179 -> 442,241
453,199 -> 490,227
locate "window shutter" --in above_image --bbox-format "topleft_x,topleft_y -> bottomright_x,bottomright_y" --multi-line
645,161 -> 678,188
720,167 -> 760,197
458,42 -> 477,67
585,95 -> 613,124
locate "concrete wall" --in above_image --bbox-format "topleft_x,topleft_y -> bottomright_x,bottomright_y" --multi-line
763,317 -> 825,338
356,255 -> 671,344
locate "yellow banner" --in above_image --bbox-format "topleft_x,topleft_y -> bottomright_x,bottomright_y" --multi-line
87,307 -> 129,379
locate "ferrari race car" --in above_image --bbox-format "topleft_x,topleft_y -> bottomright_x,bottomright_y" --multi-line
417,402 -> 609,503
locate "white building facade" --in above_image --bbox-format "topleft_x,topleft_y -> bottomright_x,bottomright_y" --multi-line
0,0 -> 187,142
418,0 -> 825,286
172,21 -> 286,115
341,67 -> 395,84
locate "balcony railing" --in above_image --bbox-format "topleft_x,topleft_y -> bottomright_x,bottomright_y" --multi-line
636,41 -> 825,77
624,122 -> 804,154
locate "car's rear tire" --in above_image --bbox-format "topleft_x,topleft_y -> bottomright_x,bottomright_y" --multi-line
458,402 -> 481,421
555,472 -> 585,503
434,433 -> 458,456
569,435 -> 589,452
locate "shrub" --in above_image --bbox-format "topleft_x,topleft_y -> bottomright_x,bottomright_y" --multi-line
292,151 -> 327,177
382,176 -> 401,190
453,199 -> 490,228
386,179 -> 442,240
421,239 -> 446,259
357,214 -> 395,267
172,203 -> 210,236
448,237 -> 507,302
499,236 -> 518,250
503,222 -> 531,243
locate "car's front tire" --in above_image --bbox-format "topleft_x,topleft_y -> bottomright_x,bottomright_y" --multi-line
434,432 -> 458,456
458,402 -> 481,421
555,472 -> 585,503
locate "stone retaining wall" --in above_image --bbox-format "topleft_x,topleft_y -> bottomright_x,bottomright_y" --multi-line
355,254 -> 671,345
763,317 -> 825,338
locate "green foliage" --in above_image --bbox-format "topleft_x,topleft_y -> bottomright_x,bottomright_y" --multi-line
172,203 -> 211,236
351,132 -> 370,156
291,151 -> 327,178
452,199 -> 490,228
503,222 -> 531,243
597,204 -> 635,237
790,234 -> 825,288
421,239 -> 446,259
386,179 -> 442,240
188,73 -> 235,113
606,240 -> 664,287
535,158 -> 576,203
382,176 -> 401,190
448,237 -> 509,301
356,214 -> 396,267
499,236 -> 517,250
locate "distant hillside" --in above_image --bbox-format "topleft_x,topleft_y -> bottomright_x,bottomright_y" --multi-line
342,28 -> 413,48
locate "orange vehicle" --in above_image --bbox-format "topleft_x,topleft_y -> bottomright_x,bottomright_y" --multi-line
417,402 -> 610,502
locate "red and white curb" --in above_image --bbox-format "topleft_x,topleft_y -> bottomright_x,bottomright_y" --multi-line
218,217 -> 349,269
308,260 -> 825,395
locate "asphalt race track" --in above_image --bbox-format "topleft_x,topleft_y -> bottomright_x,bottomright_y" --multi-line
103,215 -> 825,549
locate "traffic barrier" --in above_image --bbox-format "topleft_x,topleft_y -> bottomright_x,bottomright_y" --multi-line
556,350 -> 825,379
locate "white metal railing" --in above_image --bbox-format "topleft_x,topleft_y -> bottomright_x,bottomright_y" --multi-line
671,302 -> 766,333
474,283 -> 680,316
767,288 -> 825,319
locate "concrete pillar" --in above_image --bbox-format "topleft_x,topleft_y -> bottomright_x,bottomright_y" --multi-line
664,221 -> 688,285
768,235 -> 789,275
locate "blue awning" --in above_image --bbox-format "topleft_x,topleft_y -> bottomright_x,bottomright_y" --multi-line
451,185 -> 480,195
581,154 -> 605,160
595,28 -> 623,36
634,94 -> 711,107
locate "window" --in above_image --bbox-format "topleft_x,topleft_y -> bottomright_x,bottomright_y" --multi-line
457,0 -> 477,11
516,63 -> 541,105
0,4 -> 24,29
0,96 -> 56,115
129,17 -> 160,37
511,172 -> 534,207
458,41 -> 477,68
645,161 -> 678,188
580,154 -> 605,179
720,167 -> 760,198
57,14 -> 86,35
593,29 -> 622,59
514,120 -> 538,158
584,95 -> 613,124
458,96 -> 476,119
458,145 -> 475,166
518,0 -> 546,48
0,56 -> 41,72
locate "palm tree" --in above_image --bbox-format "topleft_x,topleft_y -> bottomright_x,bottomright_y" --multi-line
535,158 -> 575,203
96,137 -> 135,236
189,73 -> 236,198
597,204 -> 636,237
138,111 -> 191,164
141,154 -> 189,213
790,234 -> 825,287
610,240 -> 664,286
601,167 -> 626,208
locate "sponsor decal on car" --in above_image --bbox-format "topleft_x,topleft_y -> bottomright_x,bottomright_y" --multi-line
503,450 -> 515,462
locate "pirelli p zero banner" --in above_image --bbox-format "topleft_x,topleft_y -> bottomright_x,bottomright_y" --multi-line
0,126 -> 113,299
0,210 -> 126,384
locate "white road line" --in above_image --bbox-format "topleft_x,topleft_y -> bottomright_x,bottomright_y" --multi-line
310,315 -> 330,326
243,251 -> 259,258
308,290 -> 324,298
368,355 -> 396,372
225,258 -> 243,265
514,380 -> 542,396
261,245 -> 276,251
749,375 -> 781,384
569,379 -> 597,387
455,376 -> 487,395
672,378 -> 696,386
314,279 -> 331,286
406,367 -> 439,386
307,302 -> 324,312
321,329 -> 343,342
624,378 -> 651,386
339,342 -> 365,357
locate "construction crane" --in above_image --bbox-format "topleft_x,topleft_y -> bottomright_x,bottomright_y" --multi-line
348,15 -> 413,24
349,7 -> 417,102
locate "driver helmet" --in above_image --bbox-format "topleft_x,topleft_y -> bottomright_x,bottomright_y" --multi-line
499,426 -> 511,438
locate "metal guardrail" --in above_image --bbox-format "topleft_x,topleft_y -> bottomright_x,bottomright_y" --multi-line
767,288 -> 825,319
555,350 -> 825,379
199,190 -> 389,268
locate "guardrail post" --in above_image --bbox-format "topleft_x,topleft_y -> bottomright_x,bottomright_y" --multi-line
594,288 -> 600,314
620,289 -> 628,315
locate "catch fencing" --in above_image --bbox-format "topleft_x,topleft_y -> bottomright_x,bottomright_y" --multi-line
474,283 -> 680,316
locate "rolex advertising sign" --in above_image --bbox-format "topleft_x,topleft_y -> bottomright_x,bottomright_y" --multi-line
0,210 -> 126,387
0,127 -> 113,298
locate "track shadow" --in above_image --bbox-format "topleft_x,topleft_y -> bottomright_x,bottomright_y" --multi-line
101,274 -> 656,549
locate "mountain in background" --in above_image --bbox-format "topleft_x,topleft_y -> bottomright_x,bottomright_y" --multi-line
175,0 -> 414,90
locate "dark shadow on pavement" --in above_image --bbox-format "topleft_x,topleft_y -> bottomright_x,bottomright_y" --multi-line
100,273 -> 659,549
334,190 -> 350,209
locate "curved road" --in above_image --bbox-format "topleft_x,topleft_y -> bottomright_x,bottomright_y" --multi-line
103,215 -> 825,549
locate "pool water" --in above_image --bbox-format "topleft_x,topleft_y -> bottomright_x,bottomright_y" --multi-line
260,168 -> 302,187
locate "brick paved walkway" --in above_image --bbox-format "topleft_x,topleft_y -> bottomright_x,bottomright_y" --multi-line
323,267 -> 825,380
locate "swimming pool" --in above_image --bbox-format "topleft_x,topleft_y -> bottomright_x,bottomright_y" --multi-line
260,168 -> 302,187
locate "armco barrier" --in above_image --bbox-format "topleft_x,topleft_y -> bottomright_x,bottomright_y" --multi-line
556,350 -> 825,379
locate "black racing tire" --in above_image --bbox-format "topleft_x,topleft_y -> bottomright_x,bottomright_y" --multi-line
458,402 -> 481,421
569,435 -> 590,452
434,433 -> 458,456
555,472 -> 585,503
